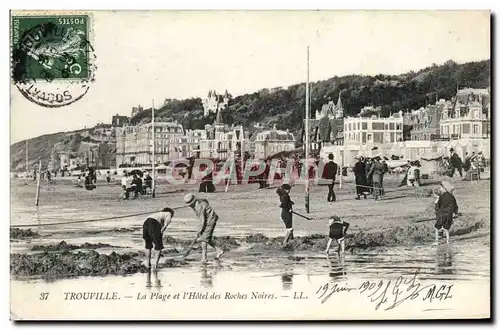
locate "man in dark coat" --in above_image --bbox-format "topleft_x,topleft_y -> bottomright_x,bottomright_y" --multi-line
323,153 -> 338,202
353,156 -> 367,200
449,148 -> 463,178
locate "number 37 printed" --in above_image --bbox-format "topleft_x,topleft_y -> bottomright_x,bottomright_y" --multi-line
39,292 -> 49,300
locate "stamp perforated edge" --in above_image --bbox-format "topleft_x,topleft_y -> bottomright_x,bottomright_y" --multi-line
10,10 -> 97,85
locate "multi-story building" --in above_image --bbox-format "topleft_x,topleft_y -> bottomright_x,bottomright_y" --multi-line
403,99 -> 449,141
439,88 -> 490,140
115,121 -> 185,167
199,110 -> 249,159
304,93 -> 345,151
175,129 -> 207,158
343,111 -> 404,145
202,90 -> 230,117
250,125 -> 296,159
112,114 -> 129,127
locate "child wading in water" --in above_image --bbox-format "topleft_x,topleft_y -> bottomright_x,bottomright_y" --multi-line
184,193 -> 225,263
325,215 -> 350,256
277,184 -> 294,245
142,207 -> 175,270
433,180 -> 459,245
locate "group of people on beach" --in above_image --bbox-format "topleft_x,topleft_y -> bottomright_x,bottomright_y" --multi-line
121,171 -> 153,200
137,147 -> 464,269
353,155 -> 389,201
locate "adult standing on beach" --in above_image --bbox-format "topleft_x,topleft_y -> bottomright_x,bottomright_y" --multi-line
276,184 -> 295,245
367,156 -> 385,201
184,193 -> 225,262
106,171 -> 111,184
449,148 -> 463,178
353,156 -> 367,200
323,153 -> 338,202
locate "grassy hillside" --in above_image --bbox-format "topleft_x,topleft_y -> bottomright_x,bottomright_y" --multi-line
10,59 -> 490,171
132,59 -> 490,135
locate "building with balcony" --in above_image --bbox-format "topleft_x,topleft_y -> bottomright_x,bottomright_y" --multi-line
250,125 -> 296,159
199,109 -> 249,159
439,88 -> 490,140
175,129 -> 207,158
115,121 -> 185,167
403,99 -> 449,141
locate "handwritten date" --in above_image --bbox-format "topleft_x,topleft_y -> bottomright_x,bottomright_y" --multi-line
358,269 -> 453,311
316,269 -> 453,311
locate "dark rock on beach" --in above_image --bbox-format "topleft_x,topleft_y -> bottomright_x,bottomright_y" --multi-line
30,241 -> 119,252
10,228 -> 39,239
11,249 -> 189,279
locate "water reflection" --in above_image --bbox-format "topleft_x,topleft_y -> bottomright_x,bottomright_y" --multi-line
435,246 -> 454,276
327,255 -> 347,281
200,261 -> 221,288
145,270 -> 162,289
281,274 -> 293,291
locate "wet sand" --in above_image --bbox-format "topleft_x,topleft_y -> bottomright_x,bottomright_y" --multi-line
10,173 -> 491,319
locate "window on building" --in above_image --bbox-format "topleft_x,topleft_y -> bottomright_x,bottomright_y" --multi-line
423,134 -> 427,140
390,133 -> 395,142
373,122 -> 384,130
357,123 -> 360,130
396,124 -> 401,130
374,132 -> 383,143
362,132 -> 367,143
389,123 -> 395,130
473,124 -> 479,135
463,123 -> 470,134
362,122 -> 367,130
367,134 -> 372,142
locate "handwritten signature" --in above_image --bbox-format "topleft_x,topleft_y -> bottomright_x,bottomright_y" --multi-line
316,269 -> 453,311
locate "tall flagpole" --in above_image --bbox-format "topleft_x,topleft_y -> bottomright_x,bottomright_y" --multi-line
305,46 -> 310,213
152,100 -> 156,198
241,124 -> 244,180
25,139 -> 29,175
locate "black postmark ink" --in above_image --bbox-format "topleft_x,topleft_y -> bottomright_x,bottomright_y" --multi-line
11,15 -> 96,108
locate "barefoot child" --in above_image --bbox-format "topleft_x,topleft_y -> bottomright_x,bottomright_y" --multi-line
277,184 -> 295,245
433,180 -> 458,245
325,215 -> 350,256
184,193 -> 225,263
143,207 -> 175,269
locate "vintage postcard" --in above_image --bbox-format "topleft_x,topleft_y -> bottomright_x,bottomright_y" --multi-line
9,10 -> 491,320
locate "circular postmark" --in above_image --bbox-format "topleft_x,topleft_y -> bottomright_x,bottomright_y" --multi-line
12,16 -> 96,108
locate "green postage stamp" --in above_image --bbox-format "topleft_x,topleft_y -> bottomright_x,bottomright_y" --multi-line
11,11 -> 96,107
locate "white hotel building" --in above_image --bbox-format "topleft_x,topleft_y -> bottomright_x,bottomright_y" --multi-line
343,111 -> 404,145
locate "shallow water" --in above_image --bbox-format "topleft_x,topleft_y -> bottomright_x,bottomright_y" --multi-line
10,178 -> 491,319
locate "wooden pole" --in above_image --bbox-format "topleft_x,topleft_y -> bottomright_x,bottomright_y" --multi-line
305,46 -> 310,213
25,140 -> 29,174
152,100 -> 156,198
241,125 -> 244,182
35,160 -> 42,206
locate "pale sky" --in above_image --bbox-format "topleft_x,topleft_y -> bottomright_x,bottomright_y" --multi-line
10,10 -> 490,144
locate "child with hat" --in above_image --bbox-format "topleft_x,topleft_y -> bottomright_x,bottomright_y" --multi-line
433,180 -> 459,245
183,193 -> 225,262
325,215 -> 350,256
